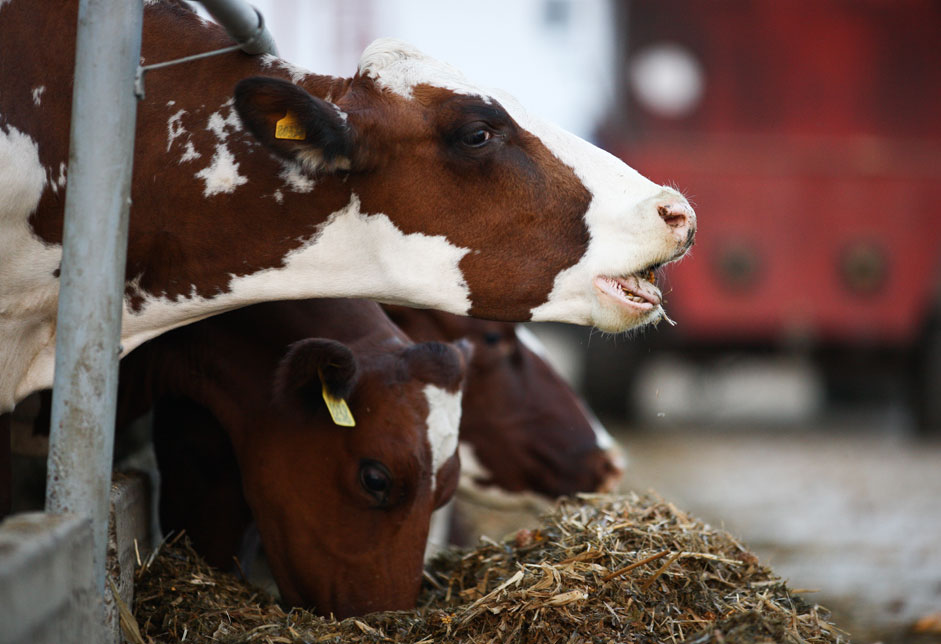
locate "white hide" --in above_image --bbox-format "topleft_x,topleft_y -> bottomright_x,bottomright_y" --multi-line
117,193 -> 473,370
46,162 -> 66,196
0,124 -> 63,410
503,99 -> 681,330
5,173 -> 474,409
166,106 -> 203,164
422,384 -> 462,492
260,54 -> 310,85
360,38 -> 687,331
179,140 -> 201,163
167,108 -> 187,151
206,103 -> 242,142
360,39 -> 487,100
278,162 -> 315,194
195,144 -> 248,197
30,86 -> 44,106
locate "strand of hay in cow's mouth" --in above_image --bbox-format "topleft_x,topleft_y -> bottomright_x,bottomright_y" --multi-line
132,492 -> 849,643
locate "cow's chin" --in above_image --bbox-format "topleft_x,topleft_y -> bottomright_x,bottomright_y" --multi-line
590,273 -> 667,333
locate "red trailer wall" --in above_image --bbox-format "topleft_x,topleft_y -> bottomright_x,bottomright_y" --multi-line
607,0 -> 941,344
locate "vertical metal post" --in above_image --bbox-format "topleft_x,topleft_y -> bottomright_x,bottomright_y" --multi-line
45,0 -> 143,602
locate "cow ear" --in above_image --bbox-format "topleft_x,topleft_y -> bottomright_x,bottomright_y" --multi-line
234,77 -> 353,173
403,341 -> 471,391
273,338 -> 358,413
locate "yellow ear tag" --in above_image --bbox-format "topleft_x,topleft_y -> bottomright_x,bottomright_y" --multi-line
319,368 -> 355,427
275,111 -> 306,141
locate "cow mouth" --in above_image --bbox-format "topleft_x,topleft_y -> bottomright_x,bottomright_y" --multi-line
594,267 -> 663,313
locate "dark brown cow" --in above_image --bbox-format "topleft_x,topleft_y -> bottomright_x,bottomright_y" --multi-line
0,0 -> 695,412
118,298 -> 469,618
384,306 -> 624,498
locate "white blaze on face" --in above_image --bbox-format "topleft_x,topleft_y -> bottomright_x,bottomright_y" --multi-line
422,384 -> 462,492
504,100 -> 681,329
358,39 -> 686,331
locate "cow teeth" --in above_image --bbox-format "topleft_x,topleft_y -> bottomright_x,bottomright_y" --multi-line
617,283 -> 648,303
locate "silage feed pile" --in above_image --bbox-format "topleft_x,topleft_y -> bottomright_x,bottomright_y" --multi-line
131,492 -> 848,643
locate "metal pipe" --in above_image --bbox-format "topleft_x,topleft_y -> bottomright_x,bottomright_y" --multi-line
45,0 -> 143,603
198,0 -> 278,56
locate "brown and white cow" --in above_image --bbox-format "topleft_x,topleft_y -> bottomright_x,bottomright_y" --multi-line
118,298 -> 469,617
384,306 -> 624,498
150,302 -> 622,602
0,0 -> 695,412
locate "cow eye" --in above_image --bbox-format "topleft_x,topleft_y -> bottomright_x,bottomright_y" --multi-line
483,331 -> 502,346
359,460 -> 391,505
461,128 -> 492,147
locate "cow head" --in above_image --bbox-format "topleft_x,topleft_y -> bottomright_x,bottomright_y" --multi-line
385,306 -> 624,498
224,333 -> 468,617
233,38 -> 695,333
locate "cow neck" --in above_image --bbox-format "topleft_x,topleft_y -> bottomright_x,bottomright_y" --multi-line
119,6 -> 355,308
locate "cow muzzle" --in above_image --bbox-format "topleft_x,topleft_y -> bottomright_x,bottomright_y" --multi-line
657,198 -> 697,254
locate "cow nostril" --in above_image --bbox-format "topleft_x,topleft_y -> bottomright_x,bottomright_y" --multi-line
658,204 -> 690,229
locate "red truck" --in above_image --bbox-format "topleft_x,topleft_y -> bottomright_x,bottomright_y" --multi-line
588,0 -> 941,429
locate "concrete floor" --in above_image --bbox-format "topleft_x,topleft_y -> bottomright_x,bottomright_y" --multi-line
452,419 -> 941,642
613,421 -> 941,643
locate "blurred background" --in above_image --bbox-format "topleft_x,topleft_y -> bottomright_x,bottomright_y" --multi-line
207,1 -> 941,640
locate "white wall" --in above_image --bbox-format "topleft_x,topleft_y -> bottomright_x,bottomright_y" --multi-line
242,0 -> 615,140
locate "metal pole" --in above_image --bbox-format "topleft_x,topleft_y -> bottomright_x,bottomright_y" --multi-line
199,0 -> 279,55
45,0 -> 143,601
